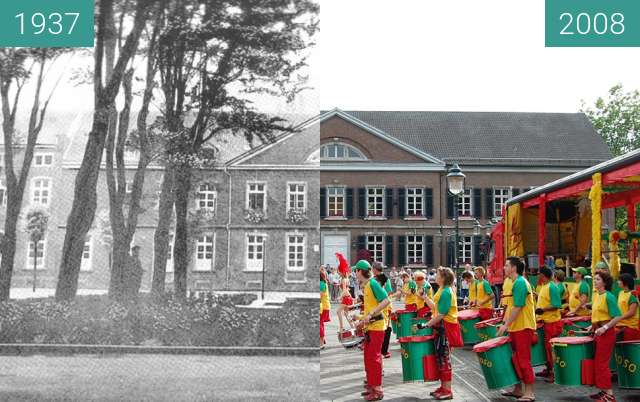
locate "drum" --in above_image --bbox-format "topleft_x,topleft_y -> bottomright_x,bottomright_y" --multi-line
474,317 -> 502,342
412,317 -> 433,337
530,322 -> 547,367
550,336 -> 595,387
616,340 -> 640,389
396,309 -> 418,339
399,335 -> 438,382
472,336 -> 520,390
458,309 -> 481,344
561,316 -> 591,336
339,328 -> 364,349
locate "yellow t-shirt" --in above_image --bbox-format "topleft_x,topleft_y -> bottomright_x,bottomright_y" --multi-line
508,275 -> 536,332
502,276 -> 513,317
474,279 -> 493,309
569,280 -> 591,317
416,282 -> 434,309
403,281 -> 417,305
364,278 -> 388,331
592,290 -> 621,325
468,280 -> 477,305
536,282 -> 562,323
617,290 -> 640,329
320,281 -> 330,311
434,286 -> 458,324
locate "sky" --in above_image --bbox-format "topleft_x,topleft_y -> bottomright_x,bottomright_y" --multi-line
316,0 -> 640,112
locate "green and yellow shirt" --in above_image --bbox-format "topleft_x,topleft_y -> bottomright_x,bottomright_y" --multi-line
364,278 -> 389,331
536,282 -> 562,323
320,280 -> 330,312
617,290 -> 639,329
434,286 -> 458,324
592,290 -> 621,325
569,280 -> 591,317
509,275 -> 536,332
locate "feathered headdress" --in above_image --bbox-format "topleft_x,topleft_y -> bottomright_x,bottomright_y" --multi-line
336,252 -> 350,276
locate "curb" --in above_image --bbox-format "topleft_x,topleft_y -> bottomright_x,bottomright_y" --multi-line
0,343 -> 319,357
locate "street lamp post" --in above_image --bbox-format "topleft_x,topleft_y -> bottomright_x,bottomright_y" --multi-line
447,164 -> 465,296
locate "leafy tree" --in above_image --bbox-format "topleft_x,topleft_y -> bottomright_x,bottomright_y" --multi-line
24,207 -> 49,292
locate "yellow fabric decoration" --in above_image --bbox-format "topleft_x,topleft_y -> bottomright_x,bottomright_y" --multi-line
589,173 -> 602,276
609,231 -> 621,279
506,203 -> 525,257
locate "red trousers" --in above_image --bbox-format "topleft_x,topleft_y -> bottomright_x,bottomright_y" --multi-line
320,310 -> 330,339
622,326 -> 640,341
478,308 -> 493,321
364,330 -> 385,387
543,321 -> 564,371
595,326 -> 616,390
510,329 -> 535,385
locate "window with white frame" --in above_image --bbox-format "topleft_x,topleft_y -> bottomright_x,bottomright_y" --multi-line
287,182 -> 306,211
26,237 -> 46,270
460,236 -> 473,264
458,188 -> 473,217
34,153 -> 53,167
287,234 -> 305,271
194,234 -> 214,271
327,187 -> 344,217
80,235 -> 92,271
366,187 -> 384,217
406,187 -> 423,216
320,143 -> 366,160
407,235 -> 423,265
246,234 -> 265,271
366,235 -> 384,263
31,178 -> 51,205
166,233 -> 174,273
247,182 -> 266,211
196,183 -> 217,211
125,180 -> 133,194
493,187 -> 512,217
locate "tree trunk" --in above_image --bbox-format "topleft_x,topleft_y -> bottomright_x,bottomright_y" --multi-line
0,201 -> 19,301
173,163 -> 191,298
32,241 -> 37,292
151,167 -> 176,296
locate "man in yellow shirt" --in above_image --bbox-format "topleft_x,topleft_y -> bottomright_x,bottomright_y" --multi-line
568,267 -> 591,317
470,266 -> 494,321
497,257 -> 536,402
501,275 -> 514,320
534,266 -> 563,382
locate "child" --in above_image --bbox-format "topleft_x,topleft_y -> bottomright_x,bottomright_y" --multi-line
471,266 -> 494,321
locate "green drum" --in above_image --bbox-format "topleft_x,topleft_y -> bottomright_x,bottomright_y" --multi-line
458,309 -> 481,344
412,317 -> 433,337
390,312 -> 398,335
616,340 -> 640,389
397,309 -> 417,339
561,316 -> 591,336
399,335 -> 437,382
475,318 -> 502,342
472,336 -> 520,390
551,336 -> 594,387
531,324 -> 547,367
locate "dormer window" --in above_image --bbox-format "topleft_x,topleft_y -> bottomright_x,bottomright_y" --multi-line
320,143 -> 366,160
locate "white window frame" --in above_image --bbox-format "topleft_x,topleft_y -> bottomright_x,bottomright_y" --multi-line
458,188 -> 473,218
80,235 -> 93,271
194,233 -> 215,272
320,142 -> 367,160
286,182 -> 307,212
0,181 -> 6,207
286,233 -> 306,272
493,187 -> 512,217
245,233 -> 266,272
26,237 -> 46,270
196,183 -> 217,212
366,234 -> 384,264
166,232 -> 175,273
34,153 -> 54,167
326,186 -> 345,217
406,187 -> 424,217
31,177 -> 52,205
406,235 -> 424,265
246,181 -> 267,212
460,236 -> 473,265
125,180 -> 134,194
366,186 -> 385,217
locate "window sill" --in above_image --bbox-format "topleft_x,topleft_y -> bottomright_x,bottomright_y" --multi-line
192,269 -> 214,273
458,216 -> 475,221
287,267 -> 306,272
324,216 -> 348,221
364,216 -> 387,221
404,216 -> 428,221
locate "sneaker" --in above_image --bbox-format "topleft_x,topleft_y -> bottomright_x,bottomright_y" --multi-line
535,369 -> 549,378
590,391 -> 605,400
364,392 -> 384,401
430,387 -> 444,396
434,390 -> 453,400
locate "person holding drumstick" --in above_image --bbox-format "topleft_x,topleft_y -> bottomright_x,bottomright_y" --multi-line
320,267 -> 331,350
616,273 -> 640,341
414,270 -> 434,316
396,271 -> 417,310
353,260 -> 390,402
470,266 -> 494,321
534,266 -> 563,383
553,269 -> 569,311
567,267 -> 591,317
590,270 -> 622,402
497,257 -> 536,402
372,262 -> 394,359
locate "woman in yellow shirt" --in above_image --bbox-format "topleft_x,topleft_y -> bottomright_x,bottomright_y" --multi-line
616,273 -> 640,341
568,267 -> 591,317
415,270 -> 434,316
320,267 -> 331,350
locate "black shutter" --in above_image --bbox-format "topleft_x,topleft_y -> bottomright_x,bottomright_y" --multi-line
424,236 -> 434,266
485,188 -> 494,219
447,238 -> 455,267
358,188 -> 366,218
346,188 -> 354,218
446,192 -> 454,219
385,188 -> 394,218
320,188 -> 327,218
385,236 -> 393,267
398,236 -> 406,267
473,188 -> 482,218
424,188 -> 433,219
473,235 -> 482,265
512,188 -> 521,197
398,188 -> 406,218
357,235 -> 366,254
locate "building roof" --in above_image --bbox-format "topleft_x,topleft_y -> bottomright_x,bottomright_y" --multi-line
326,110 -> 612,167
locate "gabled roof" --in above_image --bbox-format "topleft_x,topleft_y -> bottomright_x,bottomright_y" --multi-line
327,110 -> 611,167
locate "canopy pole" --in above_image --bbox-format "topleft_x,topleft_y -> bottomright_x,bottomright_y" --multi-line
628,201 -> 637,262
538,194 -> 546,268
589,173 -> 603,276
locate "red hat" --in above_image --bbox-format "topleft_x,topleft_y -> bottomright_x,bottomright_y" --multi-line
336,252 -> 350,276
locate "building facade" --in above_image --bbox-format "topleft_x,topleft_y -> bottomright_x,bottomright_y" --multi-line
319,109 -> 613,269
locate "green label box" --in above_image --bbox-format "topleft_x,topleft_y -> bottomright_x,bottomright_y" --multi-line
0,0 -> 94,48
546,0 -> 640,47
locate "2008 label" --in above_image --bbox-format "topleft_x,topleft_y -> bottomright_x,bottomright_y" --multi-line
559,12 -> 625,35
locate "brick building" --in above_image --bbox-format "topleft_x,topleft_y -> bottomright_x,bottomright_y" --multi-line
319,109 -> 613,269
3,112 -> 318,293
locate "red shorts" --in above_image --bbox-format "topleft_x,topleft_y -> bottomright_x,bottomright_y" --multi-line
320,309 -> 331,323
341,295 -> 353,306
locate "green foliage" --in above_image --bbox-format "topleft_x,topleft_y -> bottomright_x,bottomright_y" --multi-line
581,84 -> 640,157
23,207 -> 50,243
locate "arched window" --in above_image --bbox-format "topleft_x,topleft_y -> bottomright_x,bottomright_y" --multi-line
320,142 -> 366,160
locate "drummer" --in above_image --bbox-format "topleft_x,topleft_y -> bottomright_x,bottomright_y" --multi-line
414,270 -> 434,316
372,262 -> 394,359
470,266 -> 494,321
353,260 -> 390,402
553,269 -> 569,311
497,257 -> 537,402
567,267 -> 591,317
320,267 -> 331,350
396,271 -> 418,310
616,273 -> 640,341
590,270 -> 622,402
534,266 -> 563,383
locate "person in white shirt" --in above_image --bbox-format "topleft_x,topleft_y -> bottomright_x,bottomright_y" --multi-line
329,267 -> 341,301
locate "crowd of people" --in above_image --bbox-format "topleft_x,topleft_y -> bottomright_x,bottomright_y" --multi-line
320,255 -> 640,402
